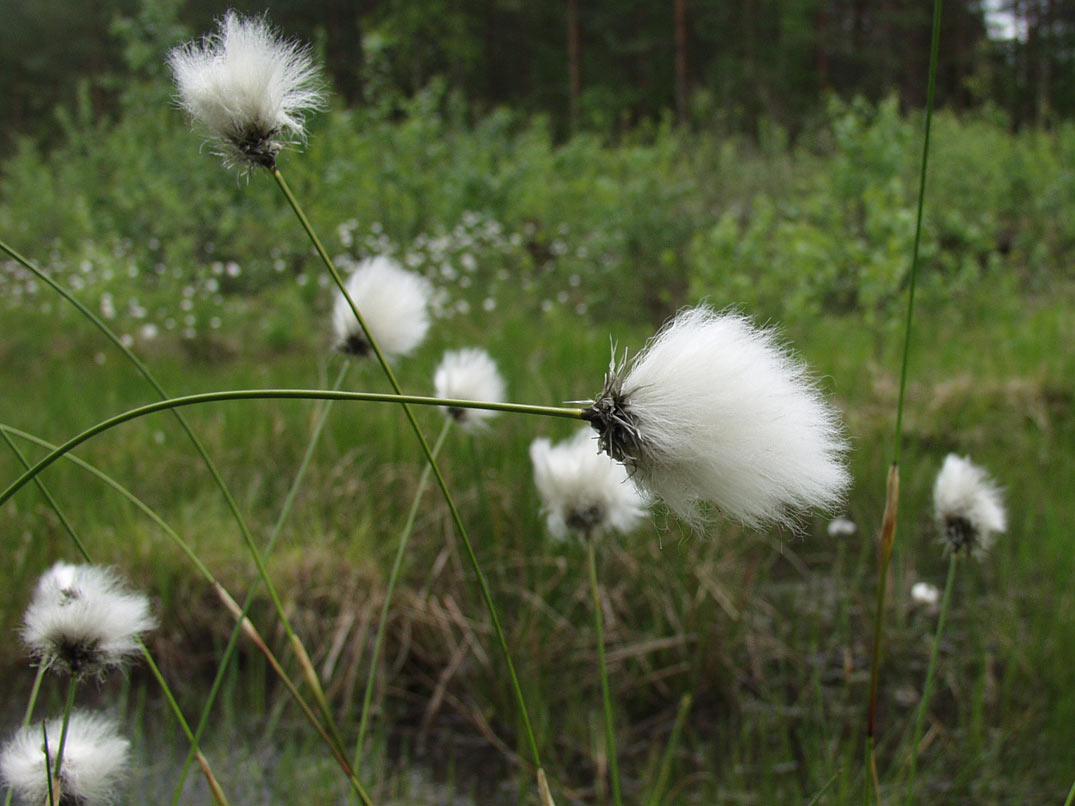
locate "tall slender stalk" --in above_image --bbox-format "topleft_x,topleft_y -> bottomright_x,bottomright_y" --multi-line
905,554 -> 958,804
353,419 -> 453,772
272,167 -> 549,773
50,679 -> 79,782
864,0 -> 943,798
587,538 -> 622,806
644,693 -> 692,806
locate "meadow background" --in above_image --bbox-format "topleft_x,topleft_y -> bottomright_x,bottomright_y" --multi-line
1,1 -> 1073,803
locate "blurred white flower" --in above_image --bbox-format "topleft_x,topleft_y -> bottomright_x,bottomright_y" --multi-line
827,516 -> 858,538
910,581 -> 940,608
168,11 -> 326,171
583,305 -> 849,529
22,562 -> 156,679
933,454 -> 1006,556
0,711 -> 129,805
433,348 -> 506,431
530,428 -> 648,540
332,256 -> 432,359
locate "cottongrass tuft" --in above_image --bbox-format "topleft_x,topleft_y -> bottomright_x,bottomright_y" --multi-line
827,516 -> 858,538
168,10 -> 326,171
433,348 -> 506,430
910,581 -> 940,608
22,562 -> 156,679
332,256 -> 432,359
0,711 -> 129,805
933,453 -> 1007,556
583,305 -> 850,529
530,428 -> 648,540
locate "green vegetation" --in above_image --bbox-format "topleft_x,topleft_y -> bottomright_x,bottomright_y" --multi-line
2,66 -> 1073,805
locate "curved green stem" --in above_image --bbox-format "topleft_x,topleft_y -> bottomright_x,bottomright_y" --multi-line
0,388 -> 581,509
274,167 -> 549,772
587,538 -> 622,806
905,554 -> 958,805
353,418 -> 452,776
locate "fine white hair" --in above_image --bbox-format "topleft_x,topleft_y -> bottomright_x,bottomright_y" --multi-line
530,428 -> 649,540
586,305 -> 850,530
332,256 -> 432,359
22,562 -> 156,678
933,453 -> 1006,556
0,711 -> 130,805
168,11 -> 326,170
433,348 -> 507,431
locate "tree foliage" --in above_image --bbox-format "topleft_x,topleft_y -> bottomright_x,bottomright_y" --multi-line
1,0 -> 1072,154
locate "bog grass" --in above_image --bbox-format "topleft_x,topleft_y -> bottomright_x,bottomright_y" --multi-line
1,83 -> 1073,803
1,272 -> 1071,803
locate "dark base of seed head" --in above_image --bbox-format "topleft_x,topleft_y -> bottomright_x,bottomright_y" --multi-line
943,515 -> 977,554
582,374 -> 645,467
567,504 -> 606,535
337,335 -> 371,357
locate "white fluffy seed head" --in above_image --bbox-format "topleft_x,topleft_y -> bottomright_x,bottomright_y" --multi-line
433,348 -> 507,431
332,256 -> 432,360
167,11 -> 327,171
933,453 -> 1006,557
827,516 -> 858,538
584,305 -> 850,530
21,562 -> 157,679
910,581 -> 940,608
530,428 -> 649,540
0,711 -> 129,805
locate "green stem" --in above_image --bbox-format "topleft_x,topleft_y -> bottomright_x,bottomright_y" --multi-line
42,722 -> 55,806
172,361 -> 351,804
807,769 -> 844,806
892,0 -> 943,468
0,388 -> 581,508
905,554 -> 958,805
52,678 -> 79,781
866,0 -> 942,797
354,418 -> 452,773
588,538 -> 622,806
1063,777 -> 1075,806
273,166 -> 548,771
645,694 -> 692,806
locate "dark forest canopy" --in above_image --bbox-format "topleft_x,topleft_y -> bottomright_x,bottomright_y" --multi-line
1,0 -> 1072,151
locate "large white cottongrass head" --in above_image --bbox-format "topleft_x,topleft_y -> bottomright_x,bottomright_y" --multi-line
530,428 -> 649,540
22,562 -> 156,679
433,348 -> 507,431
333,256 -> 432,359
933,453 -> 1006,556
168,11 -> 326,171
582,305 -> 850,529
0,711 -> 129,805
